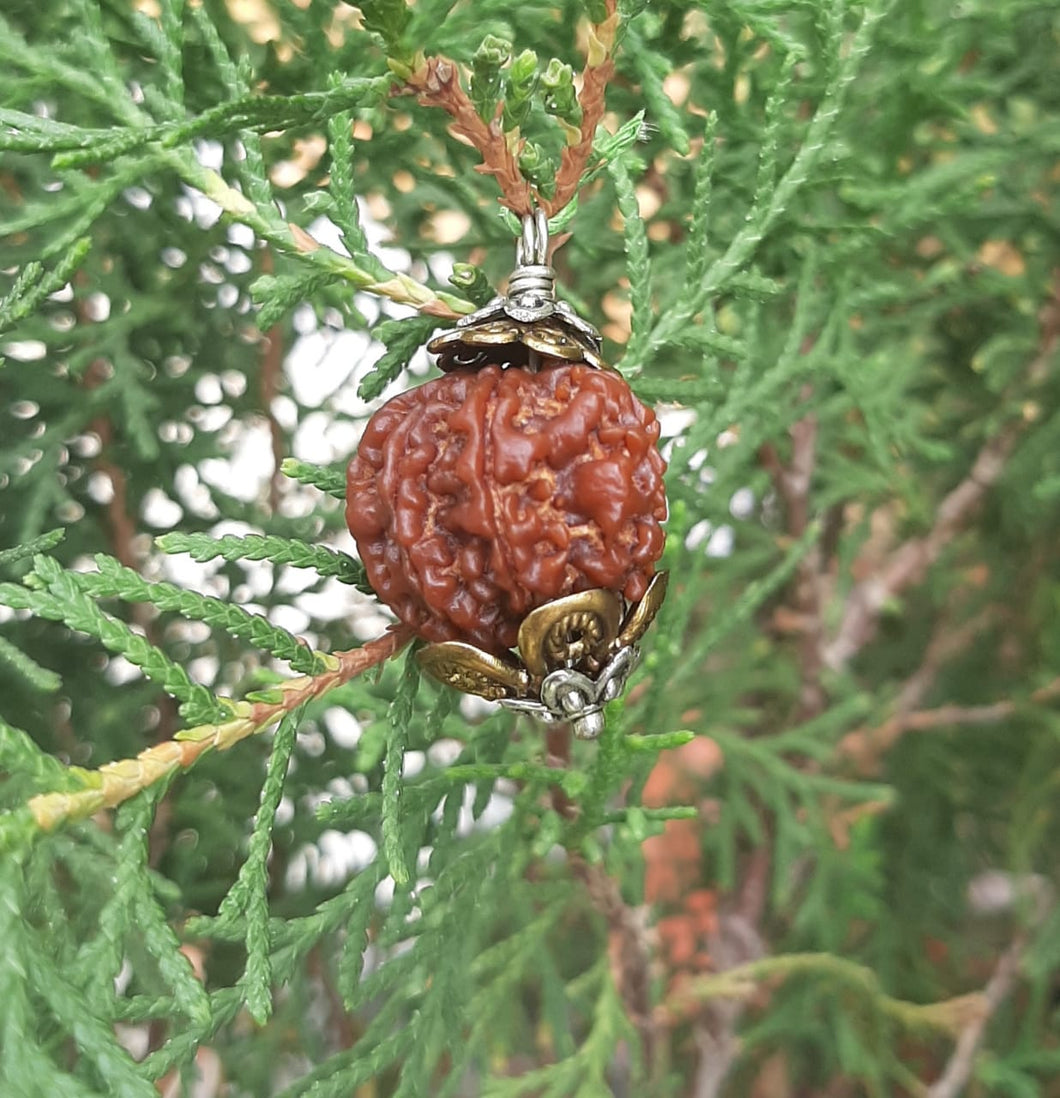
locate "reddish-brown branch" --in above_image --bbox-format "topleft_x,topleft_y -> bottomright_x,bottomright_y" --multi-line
926,932 -> 1028,1098
571,856 -> 657,1069
841,675 -> 1060,768
405,0 -> 618,216
760,394 -> 825,718
826,273 -> 1059,673
405,58 -> 533,215
552,1 -> 619,212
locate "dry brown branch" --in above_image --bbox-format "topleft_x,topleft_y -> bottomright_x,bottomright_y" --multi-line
405,0 -> 618,216
552,1 -> 619,212
926,933 -> 1027,1098
760,392 -> 825,718
571,855 -> 657,1070
405,57 -> 533,215
837,608 -> 992,770
826,274 -> 1059,672
685,848 -> 770,1098
823,421 -> 1023,673
841,676 -> 1060,768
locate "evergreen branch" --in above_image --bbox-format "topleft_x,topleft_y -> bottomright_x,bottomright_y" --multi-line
73,554 -> 329,675
0,528 -> 64,569
326,108 -> 380,270
609,154 -> 652,373
552,0 -> 620,212
448,263 -> 496,307
0,634 -> 61,692
0,238 -> 91,337
382,650 -> 419,885
218,711 -> 301,1024
682,112 -> 719,295
0,82 -> 391,160
20,626 -> 413,837
639,2 -> 886,370
661,951 -> 993,1038
157,531 -> 369,591
170,154 -> 472,318
403,57 -> 533,215
625,27 -> 690,155
0,716 -> 78,792
358,315 -> 439,402
278,459 -> 348,500
0,557 -> 226,726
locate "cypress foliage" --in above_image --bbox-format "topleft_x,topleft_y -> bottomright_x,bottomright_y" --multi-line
1,1 -> 1058,1094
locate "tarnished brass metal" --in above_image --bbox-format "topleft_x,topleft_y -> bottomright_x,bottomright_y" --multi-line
521,320 -> 590,361
427,316 -> 605,374
516,589 -> 622,679
417,641 -> 529,701
617,571 -> 670,649
452,320 -> 521,346
416,575 -> 669,737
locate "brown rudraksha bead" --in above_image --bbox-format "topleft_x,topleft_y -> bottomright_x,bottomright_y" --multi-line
345,360 -> 667,655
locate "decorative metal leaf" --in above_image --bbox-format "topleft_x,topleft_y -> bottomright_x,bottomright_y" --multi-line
617,571 -> 669,649
517,589 -> 622,678
521,320 -> 588,361
418,641 -> 529,701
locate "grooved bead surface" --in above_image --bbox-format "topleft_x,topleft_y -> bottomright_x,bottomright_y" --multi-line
346,362 -> 667,653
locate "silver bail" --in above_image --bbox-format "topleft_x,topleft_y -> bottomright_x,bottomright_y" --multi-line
505,209 -> 555,323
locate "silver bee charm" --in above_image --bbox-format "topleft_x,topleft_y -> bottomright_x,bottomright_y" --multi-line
417,573 -> 668,739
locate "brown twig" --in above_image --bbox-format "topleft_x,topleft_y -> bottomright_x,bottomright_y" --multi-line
405,57 -> 533,215
826,272 -> 1060,673
687,848 -> 770,1098
823,422 -> 1023,672
837,607 -> 991,770
404,0 -> 619,216
760,391 -> 825,718
27,625 -> 414,832
551,0 -> 619,213
925,933 -> 1028,1098
571,855 -> 657,1071
258,249 -> 287,512
841,676 -> 1060,768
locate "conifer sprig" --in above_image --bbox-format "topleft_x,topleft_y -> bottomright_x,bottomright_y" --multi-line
21,627 -> 412,837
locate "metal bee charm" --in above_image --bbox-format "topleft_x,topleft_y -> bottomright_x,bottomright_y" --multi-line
427,208 -> 607,373
418,573 -> 668,739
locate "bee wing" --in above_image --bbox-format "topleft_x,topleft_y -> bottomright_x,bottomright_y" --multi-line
418,642 -> 529,701
618,571 -> 669,649
517,589 -> 622,679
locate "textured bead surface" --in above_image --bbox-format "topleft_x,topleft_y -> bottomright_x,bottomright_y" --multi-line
346,362 -> 667,653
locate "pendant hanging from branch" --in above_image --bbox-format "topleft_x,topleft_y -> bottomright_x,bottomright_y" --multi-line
345,212 -> 668,738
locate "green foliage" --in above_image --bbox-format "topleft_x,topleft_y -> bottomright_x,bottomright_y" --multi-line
1,0 -> 1058,1095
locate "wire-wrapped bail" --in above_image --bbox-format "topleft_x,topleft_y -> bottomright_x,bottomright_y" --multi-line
428,209 -> 606,372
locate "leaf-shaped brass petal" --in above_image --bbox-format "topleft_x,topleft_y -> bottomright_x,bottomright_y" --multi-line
459,320 -> 522,346
517,589 -> 622,679
617,571 -> 669,649
522,322 -> 587,362
418,642 -> 529,701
